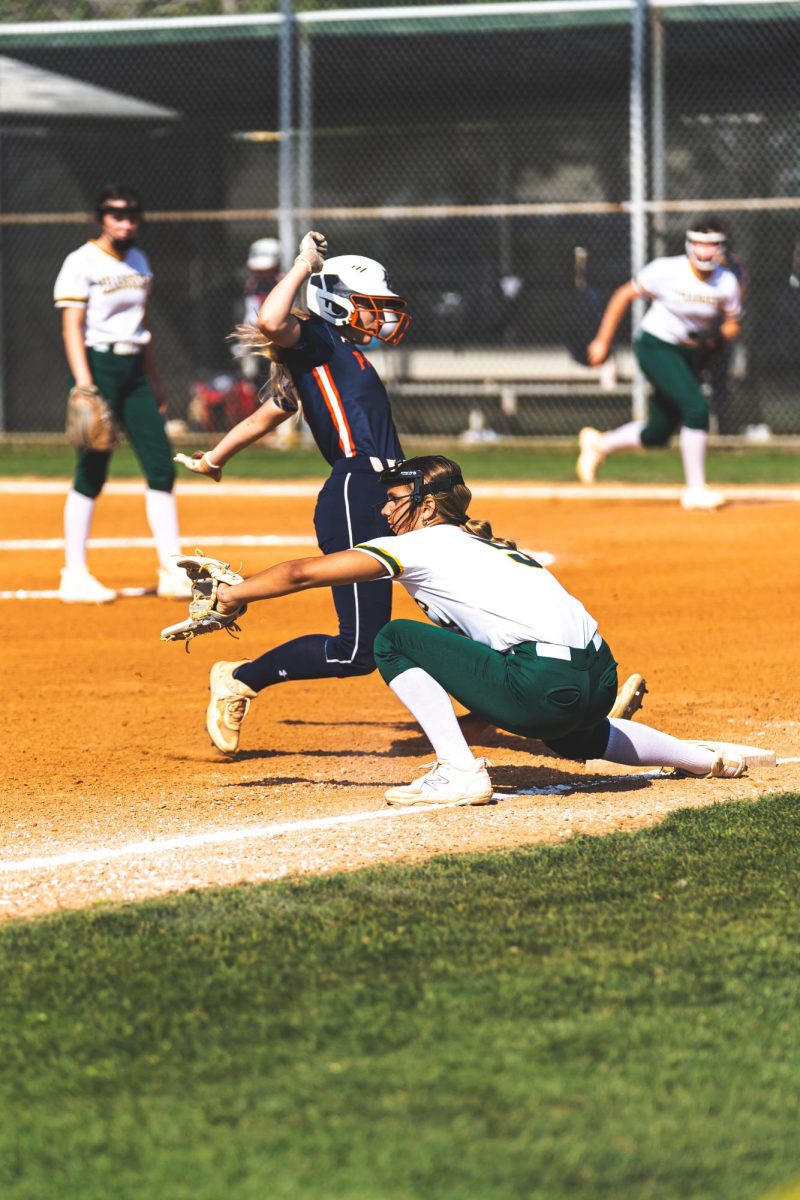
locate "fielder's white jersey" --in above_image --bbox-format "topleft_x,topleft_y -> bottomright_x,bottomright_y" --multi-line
355,524 -> 598,652
634,255 -> 741,345
53,240 -> 153,347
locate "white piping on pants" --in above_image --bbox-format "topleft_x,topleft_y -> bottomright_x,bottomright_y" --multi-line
324,471 -> 361,664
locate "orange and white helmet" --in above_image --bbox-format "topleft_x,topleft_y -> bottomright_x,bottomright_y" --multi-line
306,254 -> 411,345
685,224 -> 727,273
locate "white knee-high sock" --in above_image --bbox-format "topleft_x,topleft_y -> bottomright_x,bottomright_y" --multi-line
679,426 -> 708,489
145,488 -> 182,568
603,420 -> 646,454
602,718 -> 715,775
389,668 -> 476,769
63,490 -> 95,571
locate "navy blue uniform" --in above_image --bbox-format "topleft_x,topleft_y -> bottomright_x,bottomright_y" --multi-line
236,317 -> 403,693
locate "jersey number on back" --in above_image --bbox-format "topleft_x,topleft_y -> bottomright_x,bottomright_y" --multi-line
474,537 -> 543,569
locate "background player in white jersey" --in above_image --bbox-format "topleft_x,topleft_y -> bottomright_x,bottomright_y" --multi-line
578,222 -> 742,510
53,184 -> 190,603
202,455 -> 752,806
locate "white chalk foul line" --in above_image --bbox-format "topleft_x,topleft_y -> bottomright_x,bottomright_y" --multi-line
0,534 -> 318,551
2,480 -> 800,502
1,534 -> 553,598
0,805 -> 450,876
0,534 -> 321,597
0,587 -> 155,600
2,757 -> 793,878
0,770 -> 675,878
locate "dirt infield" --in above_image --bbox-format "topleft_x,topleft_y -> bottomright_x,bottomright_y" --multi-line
2,481 -> 798,921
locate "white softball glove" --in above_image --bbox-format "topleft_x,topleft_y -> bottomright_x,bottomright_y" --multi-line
160,554 -> 247,649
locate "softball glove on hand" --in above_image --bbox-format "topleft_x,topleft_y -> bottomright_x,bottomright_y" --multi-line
174,451 -> 223,482
160,554 -> 247,649
65,385 -> 118,452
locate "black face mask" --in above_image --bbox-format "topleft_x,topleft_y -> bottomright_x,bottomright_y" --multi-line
111,235 -> 136,253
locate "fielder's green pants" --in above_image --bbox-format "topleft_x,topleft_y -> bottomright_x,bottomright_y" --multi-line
374,619 -> 618,761
635,330 -> 710,442
69,348 -> 175,499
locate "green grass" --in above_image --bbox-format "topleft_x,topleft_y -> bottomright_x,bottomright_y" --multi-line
0,440 -> 799,482
2,795 -> 799,1199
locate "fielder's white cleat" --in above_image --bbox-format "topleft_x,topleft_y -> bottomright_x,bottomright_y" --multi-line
206,660 -> 256,756
385,758 -> 494,808
609,673 -> 648,721
156,564 -> 193,600
680,486 -> 725,511
576,427 -> 606,485
58,566 -> 117,604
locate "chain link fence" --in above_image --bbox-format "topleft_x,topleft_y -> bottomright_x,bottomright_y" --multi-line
1,1 -> 799,438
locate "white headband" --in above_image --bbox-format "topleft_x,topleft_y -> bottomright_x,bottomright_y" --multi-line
686,230 -> 726,244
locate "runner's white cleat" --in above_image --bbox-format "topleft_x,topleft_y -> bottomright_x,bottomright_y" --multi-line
707,749 -> 747,778
680,487 -> 726,511
206,660 -> 256,755
58,566 -> 117,604
385,758 -> 494,808
576,427 -> 606,485
609,673 -> 648,721
157,564 -> 194,600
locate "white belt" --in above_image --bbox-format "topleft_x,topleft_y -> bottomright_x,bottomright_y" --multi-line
369,456 -> 398,473
91,341 -> 141,356
534,630 -> 602,661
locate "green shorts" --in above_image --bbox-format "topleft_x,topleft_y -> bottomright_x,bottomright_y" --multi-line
635,330 -> 710,440
69,347 -> 175,498
373,619 -> 618,761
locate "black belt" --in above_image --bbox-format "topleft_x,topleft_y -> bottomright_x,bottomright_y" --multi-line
331,456 -> 399,476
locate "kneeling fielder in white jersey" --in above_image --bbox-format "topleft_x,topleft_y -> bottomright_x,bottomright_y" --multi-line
205,455 -> 753,806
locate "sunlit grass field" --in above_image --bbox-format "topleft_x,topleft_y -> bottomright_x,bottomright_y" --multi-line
1,440 -> 798,482
2,796 -> 799,1200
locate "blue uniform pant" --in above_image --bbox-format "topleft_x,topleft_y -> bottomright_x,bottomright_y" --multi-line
236,459 -> 393,691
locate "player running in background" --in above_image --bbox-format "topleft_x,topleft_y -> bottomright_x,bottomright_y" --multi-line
54,184 -> 191,603
578,221 -> 742,511
175,230 -> 411,755
199,454 -> 752,805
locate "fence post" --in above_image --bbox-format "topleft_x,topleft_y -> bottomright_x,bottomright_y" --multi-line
278,0 -> 296,268
651,11 -> 666,260
0,126 -> 5,433
630,0 -> 648,421
298,25 -> 313,217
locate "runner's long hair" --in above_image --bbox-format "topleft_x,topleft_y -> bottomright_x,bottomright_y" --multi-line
229,320 -> 303,411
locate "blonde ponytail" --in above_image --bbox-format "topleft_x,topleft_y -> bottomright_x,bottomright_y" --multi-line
228,323 -> 302,411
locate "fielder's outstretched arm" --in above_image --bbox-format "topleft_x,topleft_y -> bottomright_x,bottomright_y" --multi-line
587,280 -> 638,366
216,549 -> 387,610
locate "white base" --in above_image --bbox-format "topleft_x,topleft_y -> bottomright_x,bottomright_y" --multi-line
685,741 -> 777,768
